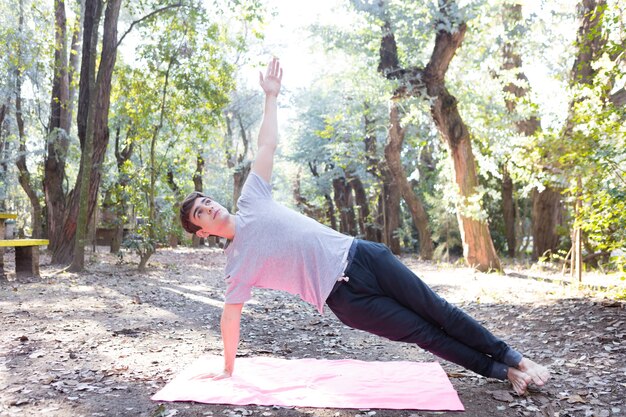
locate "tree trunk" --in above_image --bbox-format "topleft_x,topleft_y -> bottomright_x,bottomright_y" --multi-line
346,172 -> 374,240
332,176 -> 357,236
14,0 -> 43,239
501,2 -> 546,260
531,187 -> 562,260
561,0 -> 607,272
570,177 -> 583,281
386,102 -> 434,259
58,0 -> 120,265
293,171 -> 325,221
191,154 -> 204,248
233,114 -> 251,212
111,126 -> 133,253
67,2 -> 83,129
501,166 -> 515,257
376,4 -> 501,271
378,162 -> 401,254
363,103 -> 383,242
166,167 -> 182,248
324,194 -> 338,232
44,0 -> 72,254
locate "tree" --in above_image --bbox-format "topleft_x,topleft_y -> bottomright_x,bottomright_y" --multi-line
371,0 -> 502,271
558,0 -> 625,277
69,0 -> 122,271
385,102 -> 434,259
14,0 -> 44,239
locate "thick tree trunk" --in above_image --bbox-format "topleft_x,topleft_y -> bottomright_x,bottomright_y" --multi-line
56,0 -> 120,265
425,26 -> 501,271
332,176 -> 358,236
44,0 -> 72,254
531,188 -> 562,260
386,103 -> 434,259
346,172 -> 374,240
377,4 -> 501,271
233,163 -> 251,211
362,105 -> 383,242
324,194 -> 338,232
378,162 -> 401,254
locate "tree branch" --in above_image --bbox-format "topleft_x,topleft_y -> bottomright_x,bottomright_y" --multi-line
610,87 -> 626,107
116,3 -> 183,48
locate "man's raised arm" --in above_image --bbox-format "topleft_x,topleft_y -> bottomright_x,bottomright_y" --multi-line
251,57 -> 283,183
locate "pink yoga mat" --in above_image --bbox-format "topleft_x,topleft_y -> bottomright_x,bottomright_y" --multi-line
152,355 -> 464,411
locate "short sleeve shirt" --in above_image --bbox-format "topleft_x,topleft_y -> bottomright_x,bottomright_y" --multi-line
223,173 -> 354,313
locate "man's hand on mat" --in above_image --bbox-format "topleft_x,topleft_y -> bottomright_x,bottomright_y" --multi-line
191,370 -> 232,381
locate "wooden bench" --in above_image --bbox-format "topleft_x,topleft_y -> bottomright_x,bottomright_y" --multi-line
0,239 -> 49,280
0,213 -> 48,280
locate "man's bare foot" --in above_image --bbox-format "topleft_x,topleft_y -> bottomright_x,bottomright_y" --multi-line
517,357 -> 550,387
507,367 -> 532,395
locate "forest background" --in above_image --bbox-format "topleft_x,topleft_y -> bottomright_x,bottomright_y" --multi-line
0,0 -> 625,281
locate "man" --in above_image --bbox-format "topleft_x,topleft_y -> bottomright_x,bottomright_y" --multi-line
179,58 -> 550,395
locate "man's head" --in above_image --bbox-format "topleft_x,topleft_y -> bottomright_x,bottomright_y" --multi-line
180,191 -> 206,235
179,191 -> 232,238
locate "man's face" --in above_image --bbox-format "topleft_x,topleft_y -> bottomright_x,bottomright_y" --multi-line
189,196 -> 229,238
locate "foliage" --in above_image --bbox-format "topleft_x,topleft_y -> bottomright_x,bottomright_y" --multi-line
104,0 -> 264,268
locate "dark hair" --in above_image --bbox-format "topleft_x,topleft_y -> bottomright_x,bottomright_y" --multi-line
179,191 -> 208,234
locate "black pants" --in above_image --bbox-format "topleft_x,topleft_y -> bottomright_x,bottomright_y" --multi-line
326,239 -> 522,380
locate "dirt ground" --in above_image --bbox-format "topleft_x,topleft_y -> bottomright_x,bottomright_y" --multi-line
1,246 -> 625,417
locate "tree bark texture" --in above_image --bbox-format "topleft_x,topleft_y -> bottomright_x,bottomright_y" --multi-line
307,161 -> 338,231
362,104 -> 383,242
346,172 -> 375,240
332,176 -> 358,236
531,187 -> 563,260
44,0 -> 72,254
377,4 -> 501,270
386,103 -> 434,259
378,162 -> 401,254
54,0 -> 121,264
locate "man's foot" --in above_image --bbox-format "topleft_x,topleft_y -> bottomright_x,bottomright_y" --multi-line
517,357 -> 550,387
507,367 -> 532,395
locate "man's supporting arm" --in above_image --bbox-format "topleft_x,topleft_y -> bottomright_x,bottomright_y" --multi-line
221,302 -> 243,376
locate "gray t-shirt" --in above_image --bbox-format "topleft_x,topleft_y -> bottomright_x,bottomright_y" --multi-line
223,172 -> 354,313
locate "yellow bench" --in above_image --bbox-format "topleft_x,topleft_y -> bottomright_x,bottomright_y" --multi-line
0,213 -> 48,280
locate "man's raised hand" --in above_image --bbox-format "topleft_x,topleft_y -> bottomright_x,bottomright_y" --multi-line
259,57 -> 283,97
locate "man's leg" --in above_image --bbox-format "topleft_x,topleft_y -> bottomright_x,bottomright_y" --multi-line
349,240 -> 522,367
327,282 -> 508,379
328,239 -> 550,392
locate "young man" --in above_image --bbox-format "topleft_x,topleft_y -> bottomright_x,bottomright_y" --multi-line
179,58 -> 550,395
